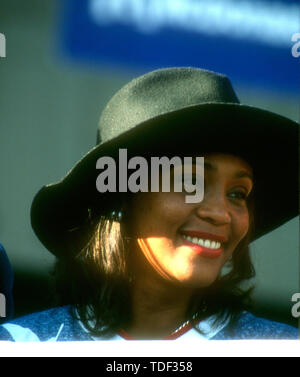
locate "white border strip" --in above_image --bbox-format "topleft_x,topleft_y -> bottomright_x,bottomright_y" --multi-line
0,340 -> 299,357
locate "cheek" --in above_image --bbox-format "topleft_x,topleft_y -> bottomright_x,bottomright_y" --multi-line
132,192 -> 187,238
233,209 -> 250,244
146,237 -> 174,259
137,237 -> 176,280
143,237 -> 195,281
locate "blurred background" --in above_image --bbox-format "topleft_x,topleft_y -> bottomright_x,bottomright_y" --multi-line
0,0 -> 299,327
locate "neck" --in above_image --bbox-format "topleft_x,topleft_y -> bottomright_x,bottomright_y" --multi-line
125,269 -> 195,339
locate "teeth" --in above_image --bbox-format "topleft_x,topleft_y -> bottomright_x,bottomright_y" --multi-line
183,235 -> 221,249
204,240 -> 210,248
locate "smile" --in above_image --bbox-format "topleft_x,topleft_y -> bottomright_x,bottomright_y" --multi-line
182,235 -> 221,250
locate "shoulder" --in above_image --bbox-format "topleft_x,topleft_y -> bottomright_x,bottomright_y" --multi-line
0,305 -> 92,341
213,311 -> 299,340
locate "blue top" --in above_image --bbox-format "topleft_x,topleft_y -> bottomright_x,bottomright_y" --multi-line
0,305 -> 298,341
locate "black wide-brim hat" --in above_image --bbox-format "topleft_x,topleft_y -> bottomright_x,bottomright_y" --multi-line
31,67 -> 299,257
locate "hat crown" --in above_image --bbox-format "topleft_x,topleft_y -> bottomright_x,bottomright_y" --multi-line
98,67 -> 239,144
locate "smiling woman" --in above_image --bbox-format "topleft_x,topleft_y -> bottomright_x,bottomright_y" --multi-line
0,67 -> 298,341
131,154 -> 252,285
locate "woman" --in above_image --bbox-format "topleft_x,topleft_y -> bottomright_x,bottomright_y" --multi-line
0,67 -> 298,341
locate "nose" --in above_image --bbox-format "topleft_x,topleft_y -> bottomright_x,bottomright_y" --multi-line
195,189 -> 231,226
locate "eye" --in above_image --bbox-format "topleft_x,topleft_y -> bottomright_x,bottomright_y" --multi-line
228,189 -> 248,201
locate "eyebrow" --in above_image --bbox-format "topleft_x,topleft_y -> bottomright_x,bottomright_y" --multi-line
204,161 -> 253,181
234,171 -> 253,181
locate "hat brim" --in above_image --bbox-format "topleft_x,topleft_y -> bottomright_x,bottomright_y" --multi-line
31,103 -> 299,257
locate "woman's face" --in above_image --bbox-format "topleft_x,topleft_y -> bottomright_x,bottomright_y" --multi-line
129,153 -> 253,288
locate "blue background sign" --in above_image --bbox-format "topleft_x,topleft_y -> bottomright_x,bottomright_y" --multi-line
59,0 -> 300,94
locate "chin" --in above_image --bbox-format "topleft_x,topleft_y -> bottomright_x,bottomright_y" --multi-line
174,271 -> 220,289
171,257 -> 223,286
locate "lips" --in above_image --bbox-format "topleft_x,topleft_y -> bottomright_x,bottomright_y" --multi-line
181,230 -> 228,243
180,230 -> 228,258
